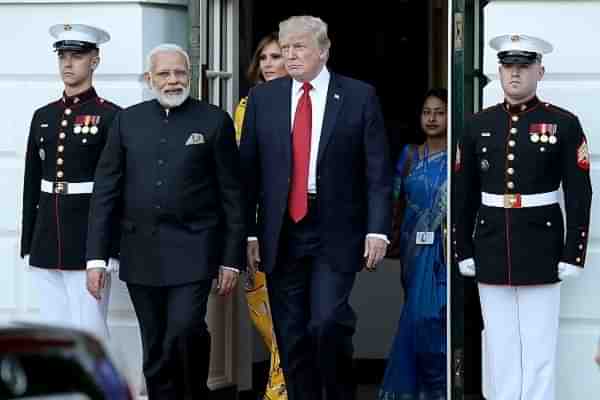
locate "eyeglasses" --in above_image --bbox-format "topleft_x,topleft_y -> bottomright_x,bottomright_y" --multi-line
154,70 -> 189,79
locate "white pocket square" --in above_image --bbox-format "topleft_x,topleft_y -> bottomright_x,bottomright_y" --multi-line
185,133 -> 205,146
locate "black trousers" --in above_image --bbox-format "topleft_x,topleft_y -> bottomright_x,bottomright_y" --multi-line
268,199 -> 357,400
127,279 -> 213,400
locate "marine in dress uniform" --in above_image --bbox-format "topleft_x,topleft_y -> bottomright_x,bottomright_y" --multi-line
453,34 -> 592,400
20,24 -> 121,342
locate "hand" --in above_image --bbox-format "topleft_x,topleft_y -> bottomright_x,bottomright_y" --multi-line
217,267 -> 239,296
87,268 -> 107,300
107,258 -> 120,274
459,258 -> 476,277
558,262 -> 582,280
363,237 -> 388,271
246,241 -> 261,276
594,338 -> 600,368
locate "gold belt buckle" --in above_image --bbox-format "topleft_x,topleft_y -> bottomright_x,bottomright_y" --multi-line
53,181 -> 67,194
504,193 -> 522,208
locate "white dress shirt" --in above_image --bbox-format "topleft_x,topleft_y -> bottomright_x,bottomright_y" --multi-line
291,66 -> 329,194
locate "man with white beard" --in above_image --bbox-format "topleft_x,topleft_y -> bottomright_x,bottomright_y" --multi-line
86,43 -> 245,399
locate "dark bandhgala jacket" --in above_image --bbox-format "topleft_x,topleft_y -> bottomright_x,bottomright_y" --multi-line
87,97 -> 245,286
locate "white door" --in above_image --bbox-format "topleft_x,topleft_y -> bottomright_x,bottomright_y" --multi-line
483,1 -> 600,397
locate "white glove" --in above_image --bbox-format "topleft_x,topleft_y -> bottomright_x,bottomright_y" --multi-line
24,255 -> 31,269
558,262 -> 581,280
459,258 -> 476,277
107,258 -> 120,274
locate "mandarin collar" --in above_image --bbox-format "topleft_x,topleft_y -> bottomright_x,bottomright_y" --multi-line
503,96 -> 540,114
62,87 -> 97,107
153,96 -> 192,116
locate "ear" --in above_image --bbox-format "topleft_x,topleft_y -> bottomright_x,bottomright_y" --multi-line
144,72 -> 152,86
319,48 -> 328,61
538,65 -> 545,81
91,56 -> 100,70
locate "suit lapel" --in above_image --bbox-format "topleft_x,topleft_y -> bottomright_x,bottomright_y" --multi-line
317,74 -> 343,165
276,78 -> 293,168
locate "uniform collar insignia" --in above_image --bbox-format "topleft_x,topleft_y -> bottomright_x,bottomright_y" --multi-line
503,96 -> 540,114
62,87 -> 98,107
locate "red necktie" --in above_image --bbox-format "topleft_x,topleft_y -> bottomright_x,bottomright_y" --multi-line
289,82 -> 313,222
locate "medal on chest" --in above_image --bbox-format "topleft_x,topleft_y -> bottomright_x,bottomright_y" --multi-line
529,123 -> 557,145
74,115 -> 101,135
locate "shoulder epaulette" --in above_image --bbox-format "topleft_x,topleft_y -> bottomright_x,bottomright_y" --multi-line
47,99 -> 63,107
468,104 -> 501,122
478,103 -> 501,115
543,102 -> 577,119
96,97 -> 121,110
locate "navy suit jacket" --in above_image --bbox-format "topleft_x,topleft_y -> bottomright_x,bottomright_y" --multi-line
240,72 -> 392,274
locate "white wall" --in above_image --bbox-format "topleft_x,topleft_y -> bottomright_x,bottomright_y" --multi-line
0,0 -> 188,394
484,1 -> 600,397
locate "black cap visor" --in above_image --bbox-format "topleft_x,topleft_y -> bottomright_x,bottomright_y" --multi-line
53,40 -> 98,53
498,50 -> 541,65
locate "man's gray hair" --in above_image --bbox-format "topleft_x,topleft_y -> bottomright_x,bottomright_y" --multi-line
145,44 -> 191,72
279,16 -> 331,53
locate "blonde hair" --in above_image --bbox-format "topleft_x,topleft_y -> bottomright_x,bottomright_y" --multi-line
279,16 -> 331,56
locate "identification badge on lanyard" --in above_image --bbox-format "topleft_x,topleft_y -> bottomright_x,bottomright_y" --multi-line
416,231 -> 434,245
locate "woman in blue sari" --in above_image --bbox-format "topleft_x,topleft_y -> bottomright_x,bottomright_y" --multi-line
379,89 -> 448,400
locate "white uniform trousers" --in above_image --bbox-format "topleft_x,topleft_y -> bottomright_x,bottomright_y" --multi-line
30,267 -> 111,343
479,283 -> 560,400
